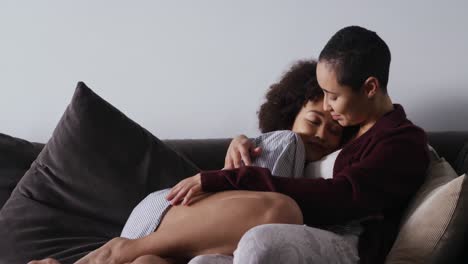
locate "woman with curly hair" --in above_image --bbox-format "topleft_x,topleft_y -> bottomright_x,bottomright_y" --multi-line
235,59 -> 346,179
233,59 -> 350,170
30,59 -> 347,264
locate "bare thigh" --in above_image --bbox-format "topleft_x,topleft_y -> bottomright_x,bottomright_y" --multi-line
128,255 -> 184,264
147,190 -> 302,258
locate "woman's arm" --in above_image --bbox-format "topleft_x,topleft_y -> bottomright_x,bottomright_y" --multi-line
200,130 -> 429,226
200,166 -> 358,225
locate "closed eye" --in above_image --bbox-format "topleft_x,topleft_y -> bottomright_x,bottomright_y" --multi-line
308,120 -> 321,126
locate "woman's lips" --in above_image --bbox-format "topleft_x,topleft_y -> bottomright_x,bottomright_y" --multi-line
332,115 -> 341,120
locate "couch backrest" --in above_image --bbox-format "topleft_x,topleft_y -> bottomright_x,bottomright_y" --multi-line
166,132 -> 468,175
1,132 -> 468,210
165,138 -> 230,170
426,132 -> 468,175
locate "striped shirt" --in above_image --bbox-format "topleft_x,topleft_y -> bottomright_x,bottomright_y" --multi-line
251,130 -> 305,178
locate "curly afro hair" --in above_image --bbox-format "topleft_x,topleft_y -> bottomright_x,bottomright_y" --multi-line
258,60 -> 323,133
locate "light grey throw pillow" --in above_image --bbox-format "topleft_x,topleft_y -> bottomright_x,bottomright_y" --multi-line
385,146 -> 468,264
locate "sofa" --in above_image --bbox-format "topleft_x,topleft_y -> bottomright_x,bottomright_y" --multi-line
0,83 -> 467,263
0,131 -> 467,263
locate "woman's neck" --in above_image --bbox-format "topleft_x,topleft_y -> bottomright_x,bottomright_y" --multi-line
356,95 -> 394,138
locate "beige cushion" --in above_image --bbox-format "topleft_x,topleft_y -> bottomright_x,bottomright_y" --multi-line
401,157 -> 458,220
385,151 -> 467,264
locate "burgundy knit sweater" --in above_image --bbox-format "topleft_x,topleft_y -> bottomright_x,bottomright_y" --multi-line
200,104 -> 430,264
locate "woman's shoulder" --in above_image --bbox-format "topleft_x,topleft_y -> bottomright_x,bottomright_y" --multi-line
340,118 -> 428,161
253,130 -> 302,148
254,130 -> 300,142
372,104 -> 428,142
252,130 -> 306,178
373,119 -> 427,145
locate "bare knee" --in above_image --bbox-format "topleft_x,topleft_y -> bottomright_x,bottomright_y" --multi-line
259,192 -> 303,225
131,255 -> 172,264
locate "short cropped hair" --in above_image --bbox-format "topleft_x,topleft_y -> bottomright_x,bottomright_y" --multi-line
319,26 -> 391,93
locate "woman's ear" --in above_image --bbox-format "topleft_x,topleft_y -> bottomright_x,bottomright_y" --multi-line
362,77 -> 379,98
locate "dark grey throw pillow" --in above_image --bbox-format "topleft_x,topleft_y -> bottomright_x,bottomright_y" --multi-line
0,133 -> 43,210
0,82 -> 199,263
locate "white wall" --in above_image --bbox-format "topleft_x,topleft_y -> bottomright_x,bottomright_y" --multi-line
1,0 -> 467,143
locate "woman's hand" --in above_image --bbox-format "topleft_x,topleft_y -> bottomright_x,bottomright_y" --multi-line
165,174 -> 206,206
224,135 -> 262,169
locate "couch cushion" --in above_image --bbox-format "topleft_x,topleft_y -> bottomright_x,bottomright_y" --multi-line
0,133 -> 43,210
385,152 -> 467,264
455,142 -> 468,175
0,82 -> 199,263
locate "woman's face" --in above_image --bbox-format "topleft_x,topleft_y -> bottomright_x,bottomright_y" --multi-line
316,61 -> 369,127
291,99 -> 343,161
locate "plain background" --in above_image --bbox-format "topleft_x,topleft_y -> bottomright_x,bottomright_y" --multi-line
1,0 -> 467,143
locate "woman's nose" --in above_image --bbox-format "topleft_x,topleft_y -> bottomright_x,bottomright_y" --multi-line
323,97 -> 332,112
315,126 -> 326,142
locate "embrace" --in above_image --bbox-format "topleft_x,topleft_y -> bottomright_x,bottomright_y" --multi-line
30,26 -> 429,264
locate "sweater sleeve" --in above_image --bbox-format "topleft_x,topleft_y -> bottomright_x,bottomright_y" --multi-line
201,127 -> 429,226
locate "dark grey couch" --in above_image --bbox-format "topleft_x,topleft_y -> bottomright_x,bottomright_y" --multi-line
1,131 -> 467,263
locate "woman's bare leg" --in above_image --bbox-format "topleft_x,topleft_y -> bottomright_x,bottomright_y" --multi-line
28,191 -> 303,264
128,255 -> 180,264
131,190 -> 303,260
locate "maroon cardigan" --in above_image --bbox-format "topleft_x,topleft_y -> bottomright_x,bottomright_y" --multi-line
200,104 -> 430,264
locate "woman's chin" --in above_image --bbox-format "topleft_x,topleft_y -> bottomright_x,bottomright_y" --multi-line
337,119 -> 348,126
340,120 -> 357,128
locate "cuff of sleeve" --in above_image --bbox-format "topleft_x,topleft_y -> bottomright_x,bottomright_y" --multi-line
200,170 -> 230,192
